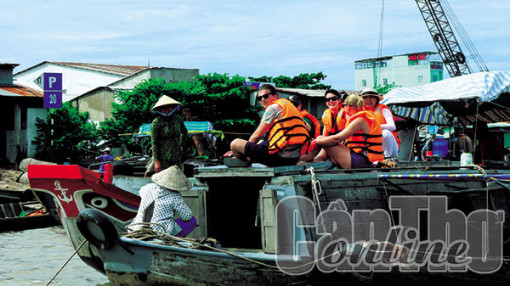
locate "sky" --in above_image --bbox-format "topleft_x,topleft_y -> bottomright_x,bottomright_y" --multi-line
2,0 -> 509,90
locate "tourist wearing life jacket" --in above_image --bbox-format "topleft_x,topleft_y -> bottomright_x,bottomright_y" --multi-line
361,88 -> 400,158
228,84 -> 309,167
303,89 -> 348,162
321,89 -> 347,136
288,94 -> 321,139
313,94 -> 384,169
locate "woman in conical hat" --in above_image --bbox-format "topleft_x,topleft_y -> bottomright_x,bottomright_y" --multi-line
129,165 -> 195,235
147,94 -> 188,175
151,165 -> 191,191
151,95 -> 182,112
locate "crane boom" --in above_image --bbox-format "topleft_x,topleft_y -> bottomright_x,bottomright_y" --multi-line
415,0 -> 470,77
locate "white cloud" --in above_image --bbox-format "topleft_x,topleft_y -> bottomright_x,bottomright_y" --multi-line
1,0 -> 509,89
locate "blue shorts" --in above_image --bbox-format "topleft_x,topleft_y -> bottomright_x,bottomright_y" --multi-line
245,141 -> 299,167
350,151 -> 372,169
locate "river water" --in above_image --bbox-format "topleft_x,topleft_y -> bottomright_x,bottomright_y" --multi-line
0,226 -> 110,286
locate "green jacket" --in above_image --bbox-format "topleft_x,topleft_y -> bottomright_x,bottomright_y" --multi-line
151,114 -> 187,169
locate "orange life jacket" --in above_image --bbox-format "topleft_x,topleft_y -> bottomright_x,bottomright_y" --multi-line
267,98 -> 310,155
368,103 -> 401,147
321,108 -> 346,135
300,109 -> 321,138
346,111 -> 384,163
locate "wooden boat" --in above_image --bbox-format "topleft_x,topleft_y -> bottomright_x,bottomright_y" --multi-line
28,165 -> 141,272
0,180 -> 33,203
27,161 -> 510,285
0,201 -> 59,232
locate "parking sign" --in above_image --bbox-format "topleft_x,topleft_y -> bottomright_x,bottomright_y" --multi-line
43,91 -> 63,108
43,73 -> 62,108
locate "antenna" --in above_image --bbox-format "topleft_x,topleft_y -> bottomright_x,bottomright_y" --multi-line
376,0 -> 385,88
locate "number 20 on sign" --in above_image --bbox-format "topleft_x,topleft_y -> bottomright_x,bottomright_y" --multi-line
43,91 -> 62,108
43,73 -> 63,108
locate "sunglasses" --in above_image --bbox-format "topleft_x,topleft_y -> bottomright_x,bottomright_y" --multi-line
325,96 -> 339,102
256,93 -> 272,101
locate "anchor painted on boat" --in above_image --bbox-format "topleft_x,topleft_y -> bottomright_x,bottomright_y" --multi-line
54,181 -> 73,203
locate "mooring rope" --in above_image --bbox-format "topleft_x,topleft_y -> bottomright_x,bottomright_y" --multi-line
305,167 -> 323,213
306,166 -> 327,233
46,239 -> 87,286
474,164 -> 491,259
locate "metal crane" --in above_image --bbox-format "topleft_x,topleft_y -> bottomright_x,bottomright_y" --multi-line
414,0 -> 489,77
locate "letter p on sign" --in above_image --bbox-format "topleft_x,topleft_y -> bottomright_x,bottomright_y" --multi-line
43,73 -> 63,108
43,73 -> 62,91
49,76 -> 57,88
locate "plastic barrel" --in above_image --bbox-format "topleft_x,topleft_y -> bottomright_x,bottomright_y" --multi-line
432,138 -> 449,158
460,153 -> 473,166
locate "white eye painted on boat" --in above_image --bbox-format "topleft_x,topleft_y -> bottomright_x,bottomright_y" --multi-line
91,197 -> 108,209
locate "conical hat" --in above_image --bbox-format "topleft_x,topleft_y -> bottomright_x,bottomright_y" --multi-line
151,165 -> 191,192
151,95 -> 181,112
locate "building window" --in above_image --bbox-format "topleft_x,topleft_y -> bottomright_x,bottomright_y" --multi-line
418,75 -> 424,83
383,78 -> 388,86
362,80 -> 367,87
355,60 -> 388,70
430,62 -> 443,70
431,71 -> 443,82
21,107 -> 27,129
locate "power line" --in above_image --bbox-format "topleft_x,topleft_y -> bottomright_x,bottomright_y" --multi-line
441,0 -> 488,73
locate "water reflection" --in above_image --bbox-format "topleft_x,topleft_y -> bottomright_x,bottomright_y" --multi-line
0,226 -> 110,286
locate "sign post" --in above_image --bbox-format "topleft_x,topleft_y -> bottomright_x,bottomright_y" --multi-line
42,73 -> 63,108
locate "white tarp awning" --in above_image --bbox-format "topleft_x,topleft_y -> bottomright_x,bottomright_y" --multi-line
381,71 -> 510,125
383,71 -> 510,105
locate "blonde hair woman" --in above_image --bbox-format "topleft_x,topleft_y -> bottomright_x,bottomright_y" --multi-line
314,95 -> 384,169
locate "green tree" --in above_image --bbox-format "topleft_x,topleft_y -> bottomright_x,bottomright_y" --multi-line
249,72 -> 331,89
33,71 -> 332,162
99,78 -> 173,149
34,102 -> 99,163
100,74 -> 260,153
375,82 -> 400,95
193,73 -> 259,131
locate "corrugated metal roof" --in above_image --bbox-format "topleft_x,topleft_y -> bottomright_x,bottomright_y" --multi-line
0,89 -> 18,96
0,63 -> 19,68
0,85 -> 43,97
51,62 -> 150,76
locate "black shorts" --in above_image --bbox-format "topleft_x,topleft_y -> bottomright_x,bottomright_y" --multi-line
245,141 -> 299,167
350,150 -> 372,169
